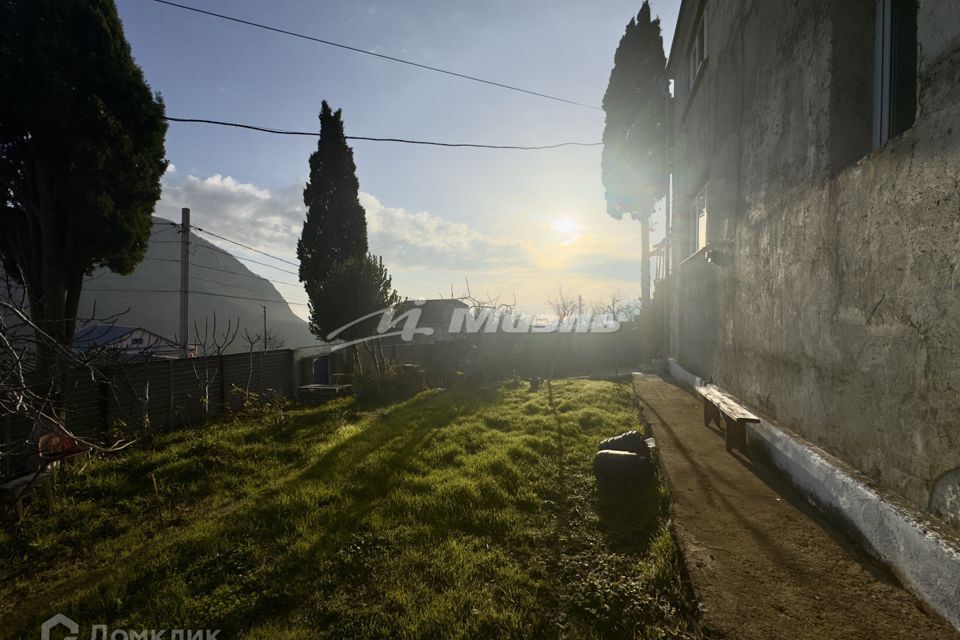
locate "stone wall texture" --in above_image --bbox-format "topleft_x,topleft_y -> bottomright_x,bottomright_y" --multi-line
666,0 -> 960,524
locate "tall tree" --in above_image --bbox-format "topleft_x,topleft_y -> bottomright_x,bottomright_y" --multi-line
601,2 -> 669,307
0,0 -> 168,348
299,102 -> 396,346
297,101 -> 368,288
307,253 -> 400,341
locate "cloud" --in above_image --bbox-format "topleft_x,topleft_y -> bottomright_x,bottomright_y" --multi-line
362,193 -> 526,270
156,173 -> 304,259
155,172 -> 525,271
152,172 -> 645,312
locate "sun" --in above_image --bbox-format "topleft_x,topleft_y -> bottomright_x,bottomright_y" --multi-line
549,216 -> 585,245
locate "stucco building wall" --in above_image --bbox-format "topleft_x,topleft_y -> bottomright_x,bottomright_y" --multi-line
666,0 -> 960,521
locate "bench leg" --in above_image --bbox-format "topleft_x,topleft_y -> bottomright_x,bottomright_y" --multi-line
722,414 -> 733,452
703,399 -> 721,429
721,415 -> 748,452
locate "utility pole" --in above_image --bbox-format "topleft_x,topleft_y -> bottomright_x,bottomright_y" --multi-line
261,305 -> 267,352
179,207 -> 190,358
578,294 -> 583,317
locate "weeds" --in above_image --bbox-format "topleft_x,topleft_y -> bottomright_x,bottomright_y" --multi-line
353,362 -> 426,407
0,381 -> 702,639
229,385 -> 290,430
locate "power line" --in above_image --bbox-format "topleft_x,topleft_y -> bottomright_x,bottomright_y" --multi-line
189,275 -> 309,304
191,226 -> 300,267
190,263 -> 301,288
192,243 -> 300,276
98,258 -> 308,304
92,270 -> 307,302
164,117 -> 602,150
141,257 -> 302,287
148,0 -> 601,111
84,287 -> 308,307
143,257 -> 182,265
139,237 -> 314,313
191,263 -> 301,288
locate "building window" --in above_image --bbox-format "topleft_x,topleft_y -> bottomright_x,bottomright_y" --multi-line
689,11 -> 707,92
666,172 -> 674,275
694,186 -> 708,252
873,0 -> 917,147
653,240 -> 667,283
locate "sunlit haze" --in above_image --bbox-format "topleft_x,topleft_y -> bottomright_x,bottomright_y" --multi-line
118,0 -> 681,318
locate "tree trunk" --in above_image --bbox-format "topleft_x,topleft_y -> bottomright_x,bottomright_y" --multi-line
63,270 -> 83,345
27,161 -> 74,409
640,219 -> 651,309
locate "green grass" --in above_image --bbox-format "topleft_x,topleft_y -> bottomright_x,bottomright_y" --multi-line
0,380 -> 703,639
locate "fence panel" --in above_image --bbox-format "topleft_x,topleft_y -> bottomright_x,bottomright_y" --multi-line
49,348 -> 296,439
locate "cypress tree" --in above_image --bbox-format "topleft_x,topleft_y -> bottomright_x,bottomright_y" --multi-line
306,253 -> 400,340
298,102 -> 402,340
602,2 -> 669,221
601,2 -> 669,306
297,101 -> 368,288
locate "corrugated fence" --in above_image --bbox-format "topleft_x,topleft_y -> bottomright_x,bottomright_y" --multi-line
3,349 -> 295,445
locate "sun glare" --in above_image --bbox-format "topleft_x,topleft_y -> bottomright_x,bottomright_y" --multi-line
550,216 -> 584,245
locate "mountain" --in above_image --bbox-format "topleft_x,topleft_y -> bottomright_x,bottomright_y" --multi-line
74,217 -> 317,354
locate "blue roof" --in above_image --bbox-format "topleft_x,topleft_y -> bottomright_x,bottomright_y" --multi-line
73,324 -> 180,356
72,324 -> 182,354
73,324 -> 138,349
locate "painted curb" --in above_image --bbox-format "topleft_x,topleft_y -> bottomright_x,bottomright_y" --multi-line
661,359 -> 960,631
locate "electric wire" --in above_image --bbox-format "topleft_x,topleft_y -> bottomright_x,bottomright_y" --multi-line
140,257 -> 300,288
83,287 -> 308,306
191,243 -> 300,276
164,117 -> 601,149
148,0 -> 601,111
190,226 -> 300,267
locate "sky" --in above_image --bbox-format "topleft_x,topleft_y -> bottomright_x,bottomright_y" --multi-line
118,0 -> 681,319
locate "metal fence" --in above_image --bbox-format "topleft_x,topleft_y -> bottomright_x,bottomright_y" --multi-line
2,349 -> 295,446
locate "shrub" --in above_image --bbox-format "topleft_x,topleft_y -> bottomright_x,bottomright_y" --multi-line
353,363 -> 426,406
229,386 -> 289,429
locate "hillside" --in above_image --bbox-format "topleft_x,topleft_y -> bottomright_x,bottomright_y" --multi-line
75,217 -> 316,353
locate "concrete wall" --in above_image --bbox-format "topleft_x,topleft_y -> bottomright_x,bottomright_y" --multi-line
667,0 -> 960,525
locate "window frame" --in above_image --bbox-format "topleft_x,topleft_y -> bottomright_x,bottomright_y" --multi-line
689,10 -> 707,94
873,0 -> 918,148
694,185 -> 708,253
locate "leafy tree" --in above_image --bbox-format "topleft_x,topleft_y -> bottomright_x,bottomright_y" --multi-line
297,101 -> 369,288
601,1 -> 669,306
306,253 -> 400,341
0,0 -> 168,348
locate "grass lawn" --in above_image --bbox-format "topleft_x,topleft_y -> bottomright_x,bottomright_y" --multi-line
0,379 -> 704,639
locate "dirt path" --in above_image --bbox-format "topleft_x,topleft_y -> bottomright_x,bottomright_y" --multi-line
633,374 -> 958,640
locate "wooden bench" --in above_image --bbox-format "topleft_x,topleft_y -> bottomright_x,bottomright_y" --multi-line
696,384 -> 760,453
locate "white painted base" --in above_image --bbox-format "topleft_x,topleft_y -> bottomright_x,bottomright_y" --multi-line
666,358 -> 702,390
663,359 -> 960,631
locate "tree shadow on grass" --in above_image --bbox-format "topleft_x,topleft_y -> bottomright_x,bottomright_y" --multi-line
6,387 -> 509,638
211,386 -> 506,632
295,386 -> 500,483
